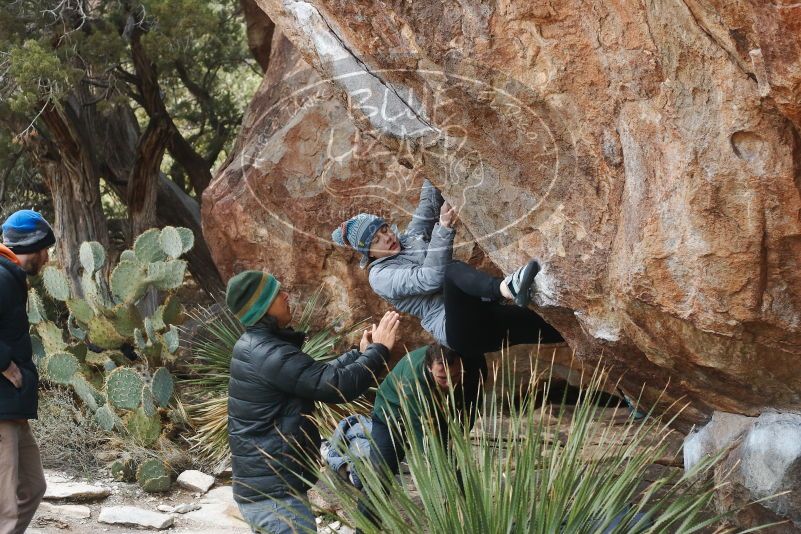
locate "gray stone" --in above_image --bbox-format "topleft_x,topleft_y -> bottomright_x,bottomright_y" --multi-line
684,410 -> 801,530
98,506 -> 175,530
177,470 -> 215,494
157,504 -> 175,513
174,502 -> 201,514
684,411 -> 755,470
44,481 -> 111,502
39,502 -> 92,519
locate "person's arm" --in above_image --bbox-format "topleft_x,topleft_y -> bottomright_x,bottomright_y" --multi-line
406,179 -> 445,240
261,342 -> 389,403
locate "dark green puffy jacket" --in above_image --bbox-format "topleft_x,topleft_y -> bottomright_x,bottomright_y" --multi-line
228,317 -> 388,503
0,255 -> 38,420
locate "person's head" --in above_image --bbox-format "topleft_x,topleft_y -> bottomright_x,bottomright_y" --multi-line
2,209 -> 55,276
225,270 -> 290,328
425,344 -> 463,390
332,213 -> 398,267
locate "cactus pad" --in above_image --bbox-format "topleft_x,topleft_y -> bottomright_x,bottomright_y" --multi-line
95,405 -> 120,431
111,304 -> 142,337
151,367 -> 174,408
42,266 -> 70,301
37,321 -> 67,353
146,261 -> 186,290
87,315 -> 126,350
136,458 -> 170,492
162,326 -> 179,354
177,227 -> 194,254
110,260 -> 148,304
111,457 -> 137,482
134,328 -> 148,350
127,407 -> 162,446
30,335 -> 45,365
67,314 -> 87,340
80,272 -> 103,310
143,317 -> 156,341
134,229 -> 167,263
45,353 -> 79,385
119,249 -> 138,263
65,342 -> 87,362
27,289 -> 47,324
105,367 -> 144,410
70,375 -> 103,411
66,299 -> 94,324
159,226 -> 183,259
153,295 -> 184,330
79,241 -> 106,274
141,385 -> 157,417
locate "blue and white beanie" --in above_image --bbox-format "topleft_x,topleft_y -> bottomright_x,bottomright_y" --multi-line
2,210 -> 55,254
332,213 -> 386,266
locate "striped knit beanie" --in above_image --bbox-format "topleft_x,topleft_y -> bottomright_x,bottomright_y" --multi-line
331,213 -> 386,266
2,210 -> 55,254
225,271 -> 282,327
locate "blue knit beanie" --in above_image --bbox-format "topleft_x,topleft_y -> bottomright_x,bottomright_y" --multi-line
2,210 -> 55,254
331,213 -> 386,266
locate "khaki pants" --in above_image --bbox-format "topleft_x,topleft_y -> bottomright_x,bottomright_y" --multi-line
0,421 -> 46,534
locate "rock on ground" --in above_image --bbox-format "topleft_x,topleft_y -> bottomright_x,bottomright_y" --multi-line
97,506 -> 175,530
177,470 -> 216,494
43,481 -> 111,502
38,502 -> 92,519
685,411 -> 801,529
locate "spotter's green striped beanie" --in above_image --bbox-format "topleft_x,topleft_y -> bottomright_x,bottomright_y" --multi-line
225,270 -> 281,326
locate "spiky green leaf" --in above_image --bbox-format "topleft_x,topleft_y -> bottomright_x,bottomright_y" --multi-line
151,367 -> 174,408
159,226 -> 183,259
134,229 -> 166,263
105,367 -> 144,410
45,353 -> 79,384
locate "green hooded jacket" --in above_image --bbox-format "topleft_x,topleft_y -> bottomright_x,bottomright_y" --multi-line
372,347 -> 482,447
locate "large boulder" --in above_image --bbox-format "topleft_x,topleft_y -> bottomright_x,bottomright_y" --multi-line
208,0 -> 801,425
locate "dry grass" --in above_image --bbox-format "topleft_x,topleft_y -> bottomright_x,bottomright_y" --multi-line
30,386 -> 109,479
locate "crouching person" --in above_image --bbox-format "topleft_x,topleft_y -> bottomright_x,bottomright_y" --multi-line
225,271 -> 399,533
357,344 -> 482,527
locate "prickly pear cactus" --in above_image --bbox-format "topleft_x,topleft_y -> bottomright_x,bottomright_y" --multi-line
106,367 -> 144,410
136,458 -> 171,492
32,227 -> 194,450
127,407 -> 162,446
111,456 -> 137,482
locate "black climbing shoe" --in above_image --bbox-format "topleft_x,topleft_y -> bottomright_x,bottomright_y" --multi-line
503,259 -> 540,307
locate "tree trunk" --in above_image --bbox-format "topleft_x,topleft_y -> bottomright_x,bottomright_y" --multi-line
31,101 -> 110,292
240,0 -> 274,72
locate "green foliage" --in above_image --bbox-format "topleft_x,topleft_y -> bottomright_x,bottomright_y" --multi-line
37,321 -> 67,353
158,226 -> 183,259
79,241 -> 106,274
27,289 -> 47,324
95,405 -> 120,432
66,299 -> 95,324
151,367 -> 174,408
134,229 -> 168,263
111,457 -> 137,483
45,353 -> 79,385
106,367 -> 144,411
308,362 -> 738,533
42,266 -> 70,301
136,458 -> 170,492
127,408 -> 162,446
70,375 -> 104,412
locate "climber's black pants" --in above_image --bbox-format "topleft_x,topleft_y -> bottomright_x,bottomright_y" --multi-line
443,261 -> 564,370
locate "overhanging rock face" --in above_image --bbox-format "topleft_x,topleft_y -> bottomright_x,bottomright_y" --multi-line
219,0 -> 801,426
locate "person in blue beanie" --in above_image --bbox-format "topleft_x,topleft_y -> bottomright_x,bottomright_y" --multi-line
332,180 -> 564,377
0,209 -> 53,534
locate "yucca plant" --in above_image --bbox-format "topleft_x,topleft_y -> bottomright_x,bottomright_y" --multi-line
297,355 -> 764,534
182,286 -> 370,466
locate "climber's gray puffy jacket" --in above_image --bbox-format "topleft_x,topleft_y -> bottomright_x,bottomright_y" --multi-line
368,181 -> 455,347
227,317 -> 389,503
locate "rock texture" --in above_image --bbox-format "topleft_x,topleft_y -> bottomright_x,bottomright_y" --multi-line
208,0 -> 801,423
203,33 -> 500,353
685,411 -> 801,530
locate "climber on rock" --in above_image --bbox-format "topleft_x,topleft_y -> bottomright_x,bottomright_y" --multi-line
332,179 -> 564,375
